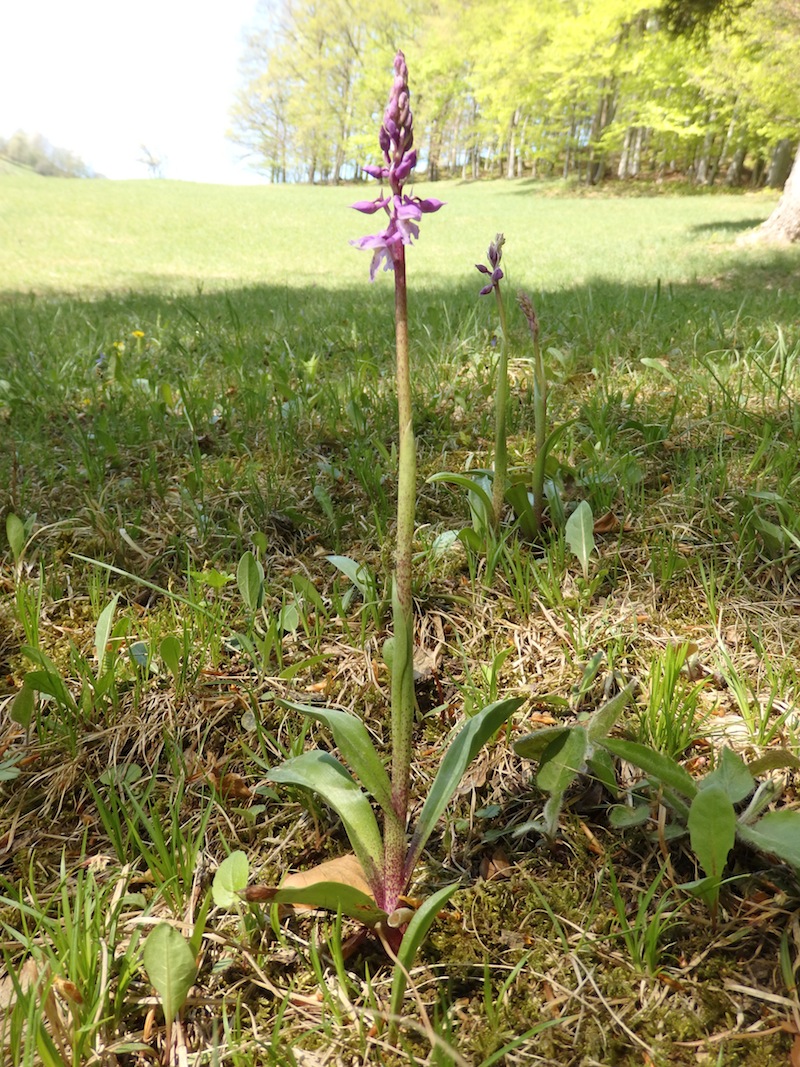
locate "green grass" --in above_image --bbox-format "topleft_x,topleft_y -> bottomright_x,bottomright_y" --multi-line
1,173 -> 799,1066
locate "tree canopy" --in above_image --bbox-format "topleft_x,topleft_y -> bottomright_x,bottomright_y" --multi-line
229,0 -> 800,189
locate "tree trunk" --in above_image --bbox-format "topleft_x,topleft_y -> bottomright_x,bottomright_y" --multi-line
740,140 -> 800,244
766,138 -> 794,188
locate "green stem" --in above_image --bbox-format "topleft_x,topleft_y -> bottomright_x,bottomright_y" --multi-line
492,284 -> 509,534
531,320 -> 547,536
387,245 -> 415,907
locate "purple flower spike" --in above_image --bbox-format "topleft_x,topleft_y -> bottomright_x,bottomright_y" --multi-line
351,50 -> 445,279
476,234 -> 506,295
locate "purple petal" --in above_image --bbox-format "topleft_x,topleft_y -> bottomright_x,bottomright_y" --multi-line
362,164 -> 386,180
393,154 -> 415,183
351,199 -> 382,214
395,198 -> 422,221
479,284 -> 494,296
492,268 -> 504,283
417,197 -> 444,213
476,263 -> 491,274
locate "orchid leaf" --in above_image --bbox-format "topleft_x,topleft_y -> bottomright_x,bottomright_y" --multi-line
389,882 -> 459,1037
278,701 -> 395,819
267,750 -> 384,891
327,555 -> 377,600
259,881 -> 387,927
406,697 -> 524,879
427,472 -> 495,537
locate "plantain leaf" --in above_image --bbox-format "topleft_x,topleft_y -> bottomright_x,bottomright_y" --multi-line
6,513 -> 25,562
405,697 -> 524,880
688,785 -> 735,882
700,747 -> 753,805
565,500 -> 595,578
142,923 -> 197,1025
9,685 -> 35,729
212,851 -> 250,908
94,594 -> 120,673
513,725 -> 570,762
267,750 -> 384,892
602,737 -> 698,799
736,810 -> 800,868
585,679 -> 637,743
536,727 -> 588,794
237,551 -> 264,612
279,700 -> 395,820
327,555 -> 377,600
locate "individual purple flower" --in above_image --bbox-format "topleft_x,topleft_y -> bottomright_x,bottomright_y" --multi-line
476,233 -> 505,295
351,50 -> 444,278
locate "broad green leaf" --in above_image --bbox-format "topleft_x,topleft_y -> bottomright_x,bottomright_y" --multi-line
513,725 -> 570,762
212,851 -> 250,908
267,751 -> 384,891
267,881 -> 387,927
237,550 -> 264,612
406,697 -> 524,879
389,882 -> 459,1035
601,737 -> 698,799
608,804 -> 651,828
504,482 -> 538,540
586,748 -> 618,796
700,747 -> 754,805
565,500 -> 595,579
22,667 -> 75,712
586,679 -> 637,743
159,634 -> 182,680
142,923 -> 197,1025
9,685 -> 35,729
536,727 -> 588,794
6,513 -> 25,562
326,555 -> 377,600
736,811 -> 800,868
746,750 -> 800,777
688,785 -> 735,882
427,472 -> 494,535
94,593 -> 120,671
278,701 -> 395,820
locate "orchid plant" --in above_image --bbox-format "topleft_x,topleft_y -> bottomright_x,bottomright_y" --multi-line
256,52 -> 523,971
430,238 -> 554,545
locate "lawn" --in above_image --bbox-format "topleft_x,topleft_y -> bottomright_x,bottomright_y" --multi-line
1,171 -> 800,1066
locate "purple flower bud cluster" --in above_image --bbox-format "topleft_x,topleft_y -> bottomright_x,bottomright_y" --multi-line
476,234 -> 505,295
351,51 -> 444,281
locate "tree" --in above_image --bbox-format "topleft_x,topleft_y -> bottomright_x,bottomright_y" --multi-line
664,0 -> 800,242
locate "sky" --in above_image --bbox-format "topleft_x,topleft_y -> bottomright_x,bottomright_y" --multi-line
0,0 -> 268,184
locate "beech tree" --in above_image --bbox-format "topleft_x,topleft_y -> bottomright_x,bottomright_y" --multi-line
230,0 -> 800,228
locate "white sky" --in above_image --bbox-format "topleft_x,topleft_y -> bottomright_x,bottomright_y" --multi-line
0,0 -> 267,184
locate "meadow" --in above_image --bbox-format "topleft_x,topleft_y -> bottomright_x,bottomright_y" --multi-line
1,170 -> 800,1066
